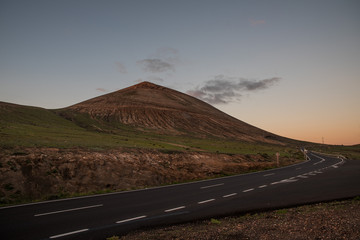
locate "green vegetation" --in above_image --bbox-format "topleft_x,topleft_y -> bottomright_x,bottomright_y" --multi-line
7,101 -> 358,162
106,236 -> 120,240
0,103 -> 304,157
210,218 -> 221,224
275,209 -> 288,215
0,104 -> 181,150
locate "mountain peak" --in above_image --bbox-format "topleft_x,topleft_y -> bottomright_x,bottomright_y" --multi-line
130,81 -> 166,90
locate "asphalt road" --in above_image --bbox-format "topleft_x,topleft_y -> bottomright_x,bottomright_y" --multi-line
1,151 -> 359,240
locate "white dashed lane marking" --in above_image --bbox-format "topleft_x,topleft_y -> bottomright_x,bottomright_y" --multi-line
223,193 -> 237,198
242,188 -> 254,193
50,229 -> 89,239
164,206 -> 186,212
198,199 -> 215,204
116,215 -> 147,224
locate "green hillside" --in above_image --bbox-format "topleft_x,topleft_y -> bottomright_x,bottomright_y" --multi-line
0,102 -> 303,158
0,102 -> 178,150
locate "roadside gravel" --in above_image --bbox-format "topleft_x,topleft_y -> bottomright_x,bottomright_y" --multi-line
119,197 -> 360,240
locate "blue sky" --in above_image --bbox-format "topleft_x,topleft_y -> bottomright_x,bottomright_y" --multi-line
1,0 -> 359,145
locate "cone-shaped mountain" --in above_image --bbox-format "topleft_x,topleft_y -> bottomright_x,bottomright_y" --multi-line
66,81 -> 282,143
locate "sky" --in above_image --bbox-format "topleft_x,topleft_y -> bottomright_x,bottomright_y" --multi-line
1,0 -> 359,145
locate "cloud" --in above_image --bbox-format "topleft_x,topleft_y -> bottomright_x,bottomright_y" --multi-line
115,61 -> 127,74
238,78 -> 280,91
250,19 -> 266,26
137,58 -> 175,73
137,47 -> 180,74
96,88 -> 108,93
187,76 -> 281,104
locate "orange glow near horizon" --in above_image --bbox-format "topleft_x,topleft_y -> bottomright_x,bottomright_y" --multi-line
261,120 -> 360,146
219,103 -> 360,146
274,128 -> 359,146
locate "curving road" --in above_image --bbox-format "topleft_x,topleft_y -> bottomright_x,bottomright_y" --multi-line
1,150 -> 359,239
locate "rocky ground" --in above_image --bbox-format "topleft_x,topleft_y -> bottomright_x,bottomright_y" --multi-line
0,147 -> 300,204
118,198 -> 360,240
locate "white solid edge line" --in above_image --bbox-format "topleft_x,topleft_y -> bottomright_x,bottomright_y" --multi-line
200,183 -> 224,189
198,199 -> 215,204
243,188 -> 254,193
116,215 -> 147,224
50,229 -> 89,239
164,206 -> 186,212
35,204 -> 103,217
223,193 -> 237,198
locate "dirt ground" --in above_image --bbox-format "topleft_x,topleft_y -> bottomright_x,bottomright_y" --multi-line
119,198 -> 360,240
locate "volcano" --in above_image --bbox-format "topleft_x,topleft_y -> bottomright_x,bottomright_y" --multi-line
62,81 -> 284,144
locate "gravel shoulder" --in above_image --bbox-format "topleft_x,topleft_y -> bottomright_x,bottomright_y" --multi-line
118,197 -> 360,240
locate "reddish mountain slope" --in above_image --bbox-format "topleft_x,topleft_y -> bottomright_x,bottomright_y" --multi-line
65,82 -> 283,143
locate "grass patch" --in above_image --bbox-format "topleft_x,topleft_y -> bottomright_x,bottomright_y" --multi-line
210,218 -> 221,224
106,236 -> 120,240
275,209 -> 288,215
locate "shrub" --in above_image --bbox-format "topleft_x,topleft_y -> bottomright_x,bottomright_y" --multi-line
106,236 -> 119,240
3,183 -> 14,191
210,218 -> 221,224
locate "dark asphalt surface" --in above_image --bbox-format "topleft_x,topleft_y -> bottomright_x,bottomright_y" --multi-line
0,151 -> 359,240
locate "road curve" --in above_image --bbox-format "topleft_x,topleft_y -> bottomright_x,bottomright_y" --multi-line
0,151 -> 359,240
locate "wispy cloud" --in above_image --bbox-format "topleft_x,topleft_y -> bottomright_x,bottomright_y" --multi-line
115,61 -> 127,74
137,58 -> 175,73
250,19 -> 266,26
137,47 -> 180,74
96,88 -> 108,93
187,75 -> 281,104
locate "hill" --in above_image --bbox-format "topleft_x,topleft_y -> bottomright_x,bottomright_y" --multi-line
59,81 -> 285,144
0,82 -> 298,151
